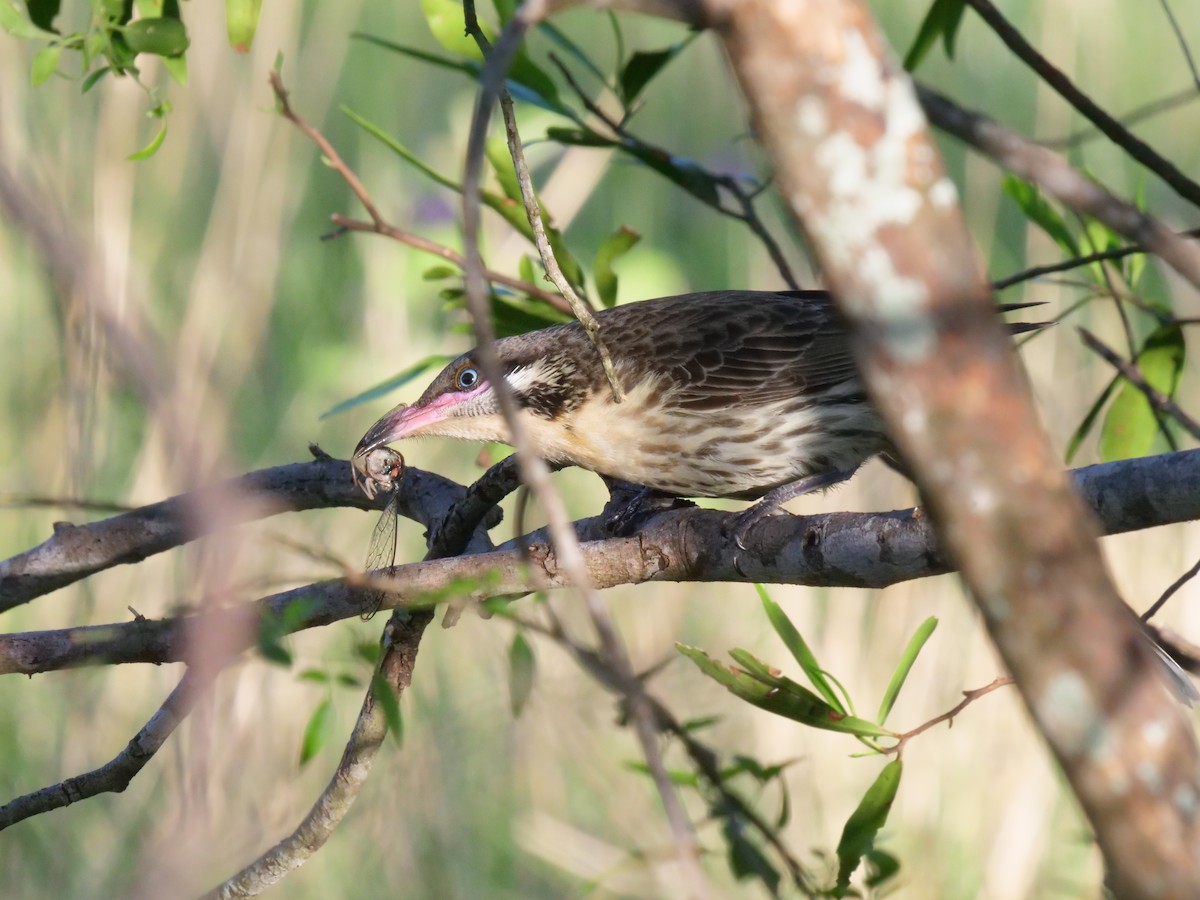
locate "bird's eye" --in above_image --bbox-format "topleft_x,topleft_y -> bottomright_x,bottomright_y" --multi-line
456,366 -> 480,390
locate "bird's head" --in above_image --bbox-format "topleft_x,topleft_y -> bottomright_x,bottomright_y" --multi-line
353,336 -> 590,459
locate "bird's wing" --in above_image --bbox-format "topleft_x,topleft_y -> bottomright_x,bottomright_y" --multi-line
604,291 -> 862,411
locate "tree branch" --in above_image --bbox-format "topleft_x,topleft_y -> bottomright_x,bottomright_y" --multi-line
963,0 -> 1200,212
4,451 -> 1197,678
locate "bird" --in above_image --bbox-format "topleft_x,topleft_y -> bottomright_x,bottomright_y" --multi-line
353,289 -> 1037,544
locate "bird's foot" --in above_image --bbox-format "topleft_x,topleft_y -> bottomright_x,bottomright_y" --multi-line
726,466 -> 862,554
727,501 -> 790,552
603,485 -> 693,537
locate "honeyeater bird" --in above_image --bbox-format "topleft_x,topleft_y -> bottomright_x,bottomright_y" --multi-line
353,289 -> 1037,543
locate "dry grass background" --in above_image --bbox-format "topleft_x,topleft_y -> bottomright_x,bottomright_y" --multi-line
0,1 -> 1198,897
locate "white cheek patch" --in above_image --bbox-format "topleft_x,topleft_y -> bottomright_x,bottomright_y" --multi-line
503,364 -> 542,396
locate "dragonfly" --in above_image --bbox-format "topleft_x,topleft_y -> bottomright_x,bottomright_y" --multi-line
351,444 -> 405,620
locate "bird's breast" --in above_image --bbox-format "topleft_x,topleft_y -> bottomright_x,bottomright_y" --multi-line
523,376 -> 887,499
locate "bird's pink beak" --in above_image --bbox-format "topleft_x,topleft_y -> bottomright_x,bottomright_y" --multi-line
353,382 -> 489,457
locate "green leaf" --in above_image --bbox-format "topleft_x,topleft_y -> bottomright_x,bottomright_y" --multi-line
421,0 -> 485,60
0,0 -> 57,39
836,760 -> 902,890
593,225 -> 640,307
1003,175 -> 1079,256
1099,324 -> 1185,461
546,126 -> 613,149
320,354 -> 453,419
619,45 -> 681,104
903,0 -> 966,71
29,44 -> 60,85
161,52 -> 186,85
486,136 -> 521,203
723,818 -> 781,893
257,614 -> 293,667
371,671 -> 404,743
677,644 -> 893,738
340,106 -> 460,192
865,849 -> 901,888
335,672 -> 361,688
127,120 -> 167,160
351,33 -> 573,118
508,632 -> 536,717
25,0 -> 59,31
298,668 -> 329,683
489,292 -> 569,338
624,761 -> 699,787
81,65 -> 111,93
1065,371 -> 1121,463
876,617 -> 937,725
422,265 -> 458,281
757,583 -> 844,713
299,699 -> 335,766
225,0 -> 261,52
123,17 -> 189,56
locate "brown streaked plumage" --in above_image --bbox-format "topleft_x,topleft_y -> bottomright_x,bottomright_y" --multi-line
354,290 -> 1024,532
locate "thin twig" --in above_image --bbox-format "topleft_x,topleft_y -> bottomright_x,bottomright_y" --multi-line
202,452 -> 521,898
1156,0 -> 1200,90
0,668 -> 212,829
268,71 -> 573,316
917,85 -> 1200,289
992,228 -> 1200,291
469,31 -> 625,402
1143,557 -> 1200,622
505,610 -> 813,892
1077,327 -> 1200,442
548,53 -> 800,291
963,0 -> 1200,212
461,4 -> 705,893
1043,88 -> 1200,150
883,677 -> 1014,758
329,216 -> 570,313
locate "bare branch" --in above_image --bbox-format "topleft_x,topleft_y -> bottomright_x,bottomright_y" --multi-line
963,0 -> 1200,212
0,459 -> 471,612
1144,557 -> 1200,623
0,668 -> 212,830
4,450 -> 1197,678
461,7 -> 705,888
695,0 -> 1200,893
463,9 -> 625,402
202,436 -> 526,897
916,85 -> 1200,290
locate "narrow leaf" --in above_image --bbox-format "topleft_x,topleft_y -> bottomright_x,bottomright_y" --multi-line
677,644 -> 892,738
340,106 -> 460,191
29,44 -> 60,85
508,632 -> 536,717
1099,324 -> 1186,461
26,0 -> 59,31
225,0 -> 261,52
320,354 -> 453,419
1065,371 -> 1121,463
619,47 -> 677,103
903,0 -> 966,71
1003,175 -> 1079,256
876,617 -> 937,725
127,121 -> 167,161
757,583 -> 844,713
0,0 -> 57,39
835,760 -> 903,890
371,671 -> 404,743
593,225 -> 640,307
723,818 -> 781,893
299,700 -> 335,766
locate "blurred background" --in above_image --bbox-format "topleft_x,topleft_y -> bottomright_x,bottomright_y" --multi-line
1,1 -> 1198,896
